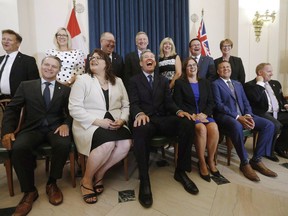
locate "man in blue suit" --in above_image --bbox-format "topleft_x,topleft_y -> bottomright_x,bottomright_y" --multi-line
212,61 -> 277,182
189,38 -> 216,81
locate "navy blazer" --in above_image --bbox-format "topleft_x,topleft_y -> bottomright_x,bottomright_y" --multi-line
173,78 -> 214,116
2,79 -> 72,136
0,52 -> 39,96
244,79 -> 287,115
214,56 -> 246,84
212,78 -> 253,119
197,55 -> 216,81
128,71 -> 179,119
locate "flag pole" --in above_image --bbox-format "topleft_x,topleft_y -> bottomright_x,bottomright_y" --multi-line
73,0 -> 76,9
201,9 -> 204,18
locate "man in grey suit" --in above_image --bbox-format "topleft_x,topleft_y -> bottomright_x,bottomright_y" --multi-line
2,56 -> 71,216
189,38 -> 216,81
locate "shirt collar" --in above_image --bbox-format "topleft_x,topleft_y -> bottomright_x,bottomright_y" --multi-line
142,71 -> 154,78
41,78 -> 56,86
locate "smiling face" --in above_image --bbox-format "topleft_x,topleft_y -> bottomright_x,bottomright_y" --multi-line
189,39 -> 201,56
186,59 -> 198,78
136,33 -> 149,51
41,57 -> 61,82
1,33 -> 20,54
163,42 -> 172,54
89,52 -> 106,75
259,64 -> 273,82
140,51 -> 156,74
56,29 -> 69,48
217,61 -> 231,80
221,42 -> 232,55
100,33 -> 115,54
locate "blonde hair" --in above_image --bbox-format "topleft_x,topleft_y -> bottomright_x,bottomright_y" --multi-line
159,37 -> 177,58
53,27 -> 72,50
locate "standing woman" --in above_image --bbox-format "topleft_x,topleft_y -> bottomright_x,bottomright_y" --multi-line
46,27 -> 85,86
158,37 -> 182,89
69,49 -> 131,204
214,38 -> 246,84
173,57 -> 220,182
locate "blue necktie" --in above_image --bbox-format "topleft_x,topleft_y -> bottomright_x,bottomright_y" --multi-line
43,82 -> 51,107
147,75 -> 153,89
227,80 -> 242,115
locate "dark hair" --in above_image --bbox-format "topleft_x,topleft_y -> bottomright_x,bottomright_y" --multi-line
189,38 -> 200,47
2,29 -> 22,43
41,55 -> 62,69
181,56 -> 199,81
217,60 -> 231,70
87,49 -> 116,85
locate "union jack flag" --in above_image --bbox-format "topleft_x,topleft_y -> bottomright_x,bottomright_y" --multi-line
197,18 -> 211,56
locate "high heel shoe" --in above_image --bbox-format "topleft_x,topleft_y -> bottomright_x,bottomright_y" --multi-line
197,162 -> 211,182
205,157 -> 221,177
93,179 -> 104,195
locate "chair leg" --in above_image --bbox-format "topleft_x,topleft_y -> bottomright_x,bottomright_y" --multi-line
226,136 -> 233,166
161,146 -> 166,158
253,132 -> 258,152
45,156 -> 50,172
4,159 -> 14,196
123,156 -> 129,181
69,151 -> 76,188
78,154 -> 86,177
174,143 -> 178,167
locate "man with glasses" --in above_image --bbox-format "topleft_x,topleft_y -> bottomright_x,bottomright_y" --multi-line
189,38 -> 216,81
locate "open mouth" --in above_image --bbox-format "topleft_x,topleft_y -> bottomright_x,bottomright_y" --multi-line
146,61 -> 153,66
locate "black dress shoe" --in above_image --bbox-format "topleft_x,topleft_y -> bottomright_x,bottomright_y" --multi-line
138,179 -> 153,208
210,170 -> 221,177
174,171 -> 199,195
197,162 -> 211,182
265,155 -> 280,162
275,148 -> 288,159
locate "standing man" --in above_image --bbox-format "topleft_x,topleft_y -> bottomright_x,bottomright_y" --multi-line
0,29 -> 39,99
189,38 -> 216,81
128,50 -> 198,208
244,63 -> 288,160
2,56 -> 72,216
86,32 -> 124,79
123,31 -> 149,87
212,61 -> 277,182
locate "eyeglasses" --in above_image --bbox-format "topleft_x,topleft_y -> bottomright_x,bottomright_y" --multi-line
187,63 -> 197,68
56,34 -> 68,38
89,56 -> 104,61
222,45 -> 231,48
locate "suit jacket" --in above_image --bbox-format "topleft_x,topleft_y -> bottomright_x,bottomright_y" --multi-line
211,78 -> 253,119
123,51 -> 142,87
214,56 -> 246,84
244,79 -> 287,115
0,52 -> 39,96
173,78 -> 214,116
2,79 -> 71,136
197,55 -> 216,81
69,74 -> 129,155
128,71 -> 179,119
85,52 -> 124,80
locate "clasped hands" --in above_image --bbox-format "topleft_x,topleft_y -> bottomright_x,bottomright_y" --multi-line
237,115 -> 255,130
96,118 -> 125,130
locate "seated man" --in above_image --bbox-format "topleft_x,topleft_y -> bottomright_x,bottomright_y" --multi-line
211,61 -> 277,182
1,56 -> 72,216
244,63 -> 288,160
128,50 -> 198,208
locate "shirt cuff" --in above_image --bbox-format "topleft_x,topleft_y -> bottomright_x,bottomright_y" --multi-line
135,112 -> 145,119
256,81 -> 265,87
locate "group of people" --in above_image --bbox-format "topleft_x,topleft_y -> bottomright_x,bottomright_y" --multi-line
0,28 -> 287,215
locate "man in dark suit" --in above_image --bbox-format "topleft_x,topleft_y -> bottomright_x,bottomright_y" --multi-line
123,31 -> 149,88
189,38 -> 216,81
85,32 -> 124,79
128,50 -> 198,208
0,29 -> 39,98
244,63 -> 288,160
2,56 -> 72,216
212,61 -> 277,182
214,38 -> 246,84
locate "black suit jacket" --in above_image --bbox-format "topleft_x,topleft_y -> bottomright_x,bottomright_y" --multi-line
173,78 -> 214,116
128,71 -> 179,119
214,56 -> 246,84
2,79 -> 72,136
244,79 -> 287,115
197,55 -> 216,81
0,52 -> 39,96
124,51 -> 141,86
85,52 -> 124,79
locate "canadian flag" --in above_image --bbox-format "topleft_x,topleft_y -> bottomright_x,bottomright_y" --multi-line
67,8 -> 88,55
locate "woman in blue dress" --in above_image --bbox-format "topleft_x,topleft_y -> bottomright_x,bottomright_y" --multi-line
173,57 -> 220,182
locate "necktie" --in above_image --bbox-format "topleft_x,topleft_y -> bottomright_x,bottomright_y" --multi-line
147,75 -> 153,89
265,82 -> 279,119
43,82 -> 51,107
0,55 -> 10,80
227,80 -> 242,115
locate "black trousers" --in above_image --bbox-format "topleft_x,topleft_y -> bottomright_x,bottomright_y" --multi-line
12,128 -> 71,192
132,115 -> 195,179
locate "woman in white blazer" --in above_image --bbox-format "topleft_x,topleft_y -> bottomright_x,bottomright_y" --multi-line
69,49 -> 131,204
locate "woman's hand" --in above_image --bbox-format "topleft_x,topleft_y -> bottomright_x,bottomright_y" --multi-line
109,119 -> 125,130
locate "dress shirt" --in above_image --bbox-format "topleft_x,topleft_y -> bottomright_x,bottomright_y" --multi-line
41,78 -> 55,100
256,80 -> 279,113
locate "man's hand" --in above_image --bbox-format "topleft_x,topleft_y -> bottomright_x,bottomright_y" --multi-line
256,75 -> 264,82
177,111 -> 195,121
134,114 -> 150,127
2,133 -> 15,150
237,115 -> 255,130
54,124 -> 69,137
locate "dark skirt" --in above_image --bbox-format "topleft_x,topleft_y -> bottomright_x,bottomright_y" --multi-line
90,112 -> 131,151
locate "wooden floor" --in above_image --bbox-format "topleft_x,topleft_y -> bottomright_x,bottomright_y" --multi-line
1,137 -> 288,216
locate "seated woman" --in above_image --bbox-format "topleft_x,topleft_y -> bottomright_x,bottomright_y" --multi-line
69,49 -> 131,203
173,57 -> 220,182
